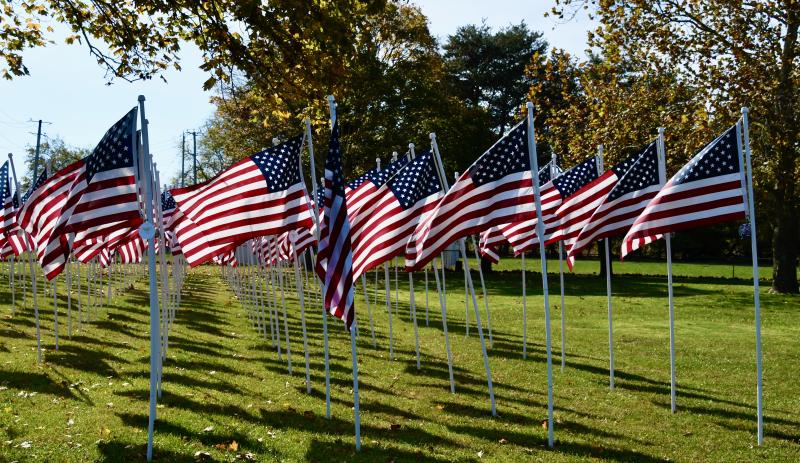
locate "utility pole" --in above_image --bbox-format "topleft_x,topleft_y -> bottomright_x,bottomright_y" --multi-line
32,119 -> 43,181
180,133 -> 186,187
190,130 -> 197,184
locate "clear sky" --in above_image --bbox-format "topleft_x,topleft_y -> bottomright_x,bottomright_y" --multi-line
0,2 -> 593,182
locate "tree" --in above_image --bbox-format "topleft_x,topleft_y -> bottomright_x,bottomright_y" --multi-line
549,0 -> 799,293
443,22 -> 548,135
21,136 -> 88,190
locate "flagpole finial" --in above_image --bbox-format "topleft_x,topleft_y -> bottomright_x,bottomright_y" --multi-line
658,127 -> 665,136
429,132 -> 436,141
408,143 -> 414,150
741,106 -> 749,115
138,95 -> 145,102
526,101 -> 534,111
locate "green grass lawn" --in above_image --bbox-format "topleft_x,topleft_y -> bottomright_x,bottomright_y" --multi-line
0,261 -> 798,462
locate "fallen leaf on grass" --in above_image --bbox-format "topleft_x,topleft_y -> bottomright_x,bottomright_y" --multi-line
100,427 -> 111,437
476,450 -> 484,458
214,441 -> 238,452
236,453 -> 255,461
194,450 -> 212,461
498,438 -> 508,444
541,420 -> 548,430
202,426 -> 214,433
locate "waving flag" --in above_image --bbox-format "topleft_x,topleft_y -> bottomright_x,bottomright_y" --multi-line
622,125 -> 746,258
479,162 -> 559,259
315,121 -> 355,330
351,149 -> 443,277
569,143 -> 661,262
171,136 -> 313,249
117,229 -> 146,264
64,108 -> 142,244
6,171 -> 46,257
18,161 -> 82,279
346,156 -> 409,227
406,122 -> 534,271
161,190 -> 181,254
549,150 -> 642,268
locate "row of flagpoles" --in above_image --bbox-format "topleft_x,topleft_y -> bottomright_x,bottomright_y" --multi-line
2,93 -> 764,458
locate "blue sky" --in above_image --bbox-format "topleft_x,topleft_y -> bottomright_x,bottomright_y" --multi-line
0,1 -> 593,181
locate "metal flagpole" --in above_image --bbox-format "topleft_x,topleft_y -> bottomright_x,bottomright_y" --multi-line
305,116 -> 331,420
597,145 -> 615,390
408,143 -> 421,368
527,102 -> 554,446
656,128 -> 677,412
360,274 -> 377,347
374,157 -> 394,360
469,235 -> 493,347
326,95 -> 361,451
740,108 -> 763,444
522,252 -> 527,358
52,278 -> 59,350
139,96 -> 162,462
553,154 -> 566,372
433,256 -> 455,392
66,259 -> 72,338
277,241 -> 292,374
8,153 -> 21,316
432,134 -> 496,416
424,263 -> 430,326
292,247 -> 312,393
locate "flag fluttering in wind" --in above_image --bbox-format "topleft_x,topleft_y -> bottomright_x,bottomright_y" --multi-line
346,156 -> 409,229
569,142 -> 661,262
315,121 -> 355,330
117,229 -> 146,264
171,136 -> 313,249
622,125 -> 746,258
550,150 -> 641,268
405,122 -> 533,271
351,149 -> 443,278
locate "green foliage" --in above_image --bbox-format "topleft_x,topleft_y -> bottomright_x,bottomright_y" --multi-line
21,136 -> 88,190
443,22 -> 547,135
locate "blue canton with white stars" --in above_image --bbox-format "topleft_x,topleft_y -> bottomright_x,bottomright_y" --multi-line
325,123 -> 346,198
250,135 -> 303,192
20,171 -> 47,205
0,162 -> 9,202
608,142 -> 660,201
552,156 -> 599,199
347,156 -> 410,190
468,122 -> 529,186
161,191 -> 176,211
672,125 -> 740,185
85,107 -> 137,183
387,149 -> 442,210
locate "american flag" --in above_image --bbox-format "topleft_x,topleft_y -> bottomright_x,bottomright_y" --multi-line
63,108 -> 142,245
346,156 -> 409,229
18,159 -> 82,279
569,142 -> 661,262
405,122 -> 534,271
478,162 -> 557,260
550,150 -> 641,268
622,124 -> 746,258
72,227 -> 131,264
117,229 -> 146,264
161,190 -> 181,254
315,121 -> 355,330
5,171 -> 45,257
171,135 -> 313,249
168,181 -> 239,267
351,149 -> 443,277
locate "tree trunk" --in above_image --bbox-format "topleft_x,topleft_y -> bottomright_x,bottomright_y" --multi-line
770,6 -> 799,294
480,255 -> 493,274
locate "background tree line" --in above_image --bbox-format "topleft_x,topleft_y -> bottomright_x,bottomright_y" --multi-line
2,0 -> 797,292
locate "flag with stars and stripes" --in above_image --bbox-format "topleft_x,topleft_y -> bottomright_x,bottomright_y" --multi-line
63,107 -> 142,245
351,149 -> 443,277
622,124 -> 746,258
6,171 -> 46,257
315,121 -> 355,331
478,161 -> 558,260
406,122 -> 534,271
570,142 -> 662,263
171,135 -> 313,250
550,149 -> 643,269
160,190 -> 181,255
346,156 -> 410,234
0,161 -> 14,259
18,160 -> 83,279
116,229 -> 146,264
23,108 -> 141,280
167,180 -> 239,267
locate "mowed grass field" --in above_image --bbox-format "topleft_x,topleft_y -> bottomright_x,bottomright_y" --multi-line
0,259 -> 798,462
